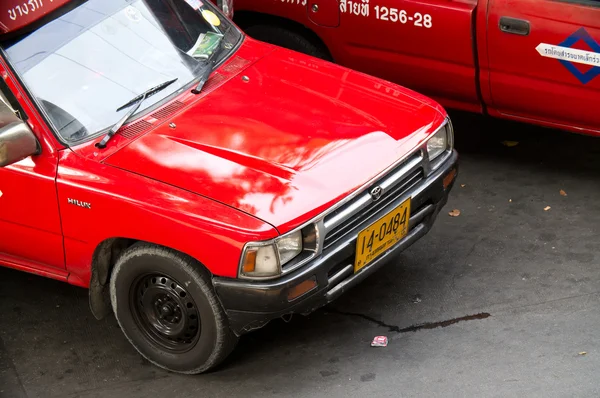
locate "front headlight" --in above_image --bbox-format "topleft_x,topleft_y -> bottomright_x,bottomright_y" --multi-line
276,230 -> 303,264
240,230 -> 304,279
426,125 -> 448,161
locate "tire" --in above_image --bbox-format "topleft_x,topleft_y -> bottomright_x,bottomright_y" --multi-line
109,243 -> 238,374
244,25 -> 331,61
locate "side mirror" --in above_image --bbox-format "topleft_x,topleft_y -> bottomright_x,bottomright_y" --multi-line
0,100 -> 39,167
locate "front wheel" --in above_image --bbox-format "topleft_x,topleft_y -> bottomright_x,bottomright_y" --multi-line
110,243 -> 238,374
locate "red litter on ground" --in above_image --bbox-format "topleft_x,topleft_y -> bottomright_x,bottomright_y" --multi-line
371,336 -> 388,347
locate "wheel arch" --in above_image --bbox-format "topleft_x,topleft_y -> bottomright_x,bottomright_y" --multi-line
233,10 -> 334,61
88,237 -> 212,320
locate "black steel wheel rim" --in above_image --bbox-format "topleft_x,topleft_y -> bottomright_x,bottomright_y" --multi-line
130,273 -> 201,353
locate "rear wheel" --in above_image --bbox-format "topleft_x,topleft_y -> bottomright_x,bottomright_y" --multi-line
244,25 -> 331,61
110,243 -> 237,374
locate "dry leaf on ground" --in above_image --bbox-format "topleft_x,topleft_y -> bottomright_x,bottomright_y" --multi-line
544,206 -> 551,211
579,352 -> 587,356
460,184 -> 466,188
501,141 -> 519,147
560,189 -> 567,196
448,209 -> 461,217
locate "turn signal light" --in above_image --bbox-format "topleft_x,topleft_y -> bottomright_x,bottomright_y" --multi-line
242,250 -> 257,273
443,168 -> 457,189
287,277 -> 317,301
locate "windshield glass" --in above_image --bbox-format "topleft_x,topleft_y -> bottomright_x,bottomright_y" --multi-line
1,0 -> 241,143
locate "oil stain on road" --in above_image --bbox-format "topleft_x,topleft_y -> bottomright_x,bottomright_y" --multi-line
328,309 -> 491,334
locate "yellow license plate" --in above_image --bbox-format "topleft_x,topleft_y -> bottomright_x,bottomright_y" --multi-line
354,198 -> 411,273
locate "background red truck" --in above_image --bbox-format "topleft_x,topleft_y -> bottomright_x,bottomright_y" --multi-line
233,0 -> 600,136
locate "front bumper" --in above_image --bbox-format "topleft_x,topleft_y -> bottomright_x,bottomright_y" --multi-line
213,150 -> 459,335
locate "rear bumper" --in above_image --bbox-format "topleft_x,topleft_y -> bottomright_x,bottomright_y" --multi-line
213,150 -> 459,335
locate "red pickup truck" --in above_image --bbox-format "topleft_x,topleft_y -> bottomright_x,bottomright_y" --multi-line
234,0 -> 600,136
0,0 -> 457,373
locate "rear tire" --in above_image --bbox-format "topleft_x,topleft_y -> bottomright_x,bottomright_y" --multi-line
110,243 -> 237,374
244,25 -> 331,61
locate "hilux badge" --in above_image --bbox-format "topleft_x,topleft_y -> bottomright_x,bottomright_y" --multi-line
68,198 -> 92,209
370,186 -> 383,201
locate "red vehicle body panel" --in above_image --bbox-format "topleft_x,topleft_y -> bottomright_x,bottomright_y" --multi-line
105,46 -> 445,234
234,0 -> 600,136
0,55 -> 68,282
57,146 -> 277,284
309,0 -> 341,27
484,0 -> 600,134
0,35 -> 446,286
237,0 -> 479,112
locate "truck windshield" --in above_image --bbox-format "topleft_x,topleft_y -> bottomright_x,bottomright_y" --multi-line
0,0 -> 242,143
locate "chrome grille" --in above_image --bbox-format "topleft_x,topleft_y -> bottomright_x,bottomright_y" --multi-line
322,151 -> 424,250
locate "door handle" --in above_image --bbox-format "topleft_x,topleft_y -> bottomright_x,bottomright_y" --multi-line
499,17 -> 530,36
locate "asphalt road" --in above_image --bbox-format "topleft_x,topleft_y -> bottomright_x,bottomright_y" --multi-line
1,113 -> 600,398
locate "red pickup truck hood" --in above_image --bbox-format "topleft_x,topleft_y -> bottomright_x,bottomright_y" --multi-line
105,45 -> 446,233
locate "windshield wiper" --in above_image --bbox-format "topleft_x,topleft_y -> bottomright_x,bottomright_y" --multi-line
96,78 -> 178,149
191,43 -> 223,95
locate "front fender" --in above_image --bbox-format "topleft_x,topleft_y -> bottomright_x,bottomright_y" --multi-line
57,149 -> 278,288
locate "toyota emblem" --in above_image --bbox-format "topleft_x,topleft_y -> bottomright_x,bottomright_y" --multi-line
370,186 -> 383,201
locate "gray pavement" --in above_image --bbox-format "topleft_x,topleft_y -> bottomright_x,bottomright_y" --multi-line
1,113 -> 600,397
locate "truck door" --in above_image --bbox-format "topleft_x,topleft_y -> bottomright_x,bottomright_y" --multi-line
0,69 -> 65,273
486,0 -> 600,133
331,0 -> 480,112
